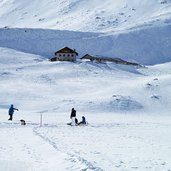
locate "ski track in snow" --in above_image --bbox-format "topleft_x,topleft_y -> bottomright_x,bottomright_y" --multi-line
32,121 -> 171,171
1,117 -> 171,171
33,127 -> 104,171
1,113 -> 171,170
0,124 -> 49,171
0,121 -> 102,171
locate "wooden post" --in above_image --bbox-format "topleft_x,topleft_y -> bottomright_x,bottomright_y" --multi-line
40,113 -> 43,127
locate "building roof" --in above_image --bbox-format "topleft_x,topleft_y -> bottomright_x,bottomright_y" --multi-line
81,54 -> 141,66
55,47 -> 78,56
81,54 -> 123,62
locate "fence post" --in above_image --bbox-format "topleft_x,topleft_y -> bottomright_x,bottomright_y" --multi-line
40,113 -> 43,127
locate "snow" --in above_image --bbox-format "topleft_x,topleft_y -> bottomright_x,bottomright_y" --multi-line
0,0 -> 171,65
2,47 -> 170,113
1,113 -> 171,171
0,0 -> 171,33
34,115 -> 171,171
0,47 -> 171,170
1,26 -> 171,65
0,0 -> 171,170
0,123 -> 73,171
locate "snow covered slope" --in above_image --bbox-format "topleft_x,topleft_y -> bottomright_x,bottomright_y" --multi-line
0,47 -> 171,171
0,0 -> 171,33
0,0 -> 171,65
1,26 -> 171,65
0,47 -> 171,114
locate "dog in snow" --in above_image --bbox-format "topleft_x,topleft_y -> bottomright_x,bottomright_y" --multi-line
20,119 -> 26,125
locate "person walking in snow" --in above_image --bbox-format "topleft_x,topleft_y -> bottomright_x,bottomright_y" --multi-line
70,108 -> 76,126
8,104 -> 19,120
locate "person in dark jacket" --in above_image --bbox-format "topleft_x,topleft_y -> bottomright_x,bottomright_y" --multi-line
79,116 -> 86,125
70,108 -> 76,118
8,104 -> 19,120
70,108 -> 76,126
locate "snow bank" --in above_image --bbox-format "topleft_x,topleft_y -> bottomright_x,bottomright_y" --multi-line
110,95 -> 143,110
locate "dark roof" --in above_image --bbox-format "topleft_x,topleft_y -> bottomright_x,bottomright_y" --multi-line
81,54 -> 93,60
81,54 -> 122,61
50,57 -> 56,61
55,47 -> 78,56
81,54 -> 141,66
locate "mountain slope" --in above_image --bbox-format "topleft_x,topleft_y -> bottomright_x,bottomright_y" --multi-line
0,47 -> 171,114
0,0 -> 171,33
1,26 -> 171,65
0,0 -> 171,65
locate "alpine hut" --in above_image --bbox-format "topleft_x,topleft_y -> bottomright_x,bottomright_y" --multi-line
50,47 -> 78,62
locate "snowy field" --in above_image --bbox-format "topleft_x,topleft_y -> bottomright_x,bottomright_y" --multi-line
0,113 -> 171,171
0,47 -> 171,171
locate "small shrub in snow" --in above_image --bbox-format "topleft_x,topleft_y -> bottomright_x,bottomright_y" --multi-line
150,95 -> 161,100
38,18 -> 45,22
160,0 -> 167,4
95,16 -> 101,20
119,12 -> 124,15
3,26 -> 9,29
146,83 -> 152,88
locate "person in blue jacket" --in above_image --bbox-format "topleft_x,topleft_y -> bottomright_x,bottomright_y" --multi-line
8,104 -> 19,120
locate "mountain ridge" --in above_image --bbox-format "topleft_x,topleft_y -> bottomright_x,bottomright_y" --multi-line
0,0 -> 171,33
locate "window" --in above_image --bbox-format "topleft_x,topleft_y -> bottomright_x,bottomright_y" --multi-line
63,54 -> 65,57
67,54 -> 70,57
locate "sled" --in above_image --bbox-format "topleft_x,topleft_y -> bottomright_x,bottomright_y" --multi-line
67,122 -> 88,126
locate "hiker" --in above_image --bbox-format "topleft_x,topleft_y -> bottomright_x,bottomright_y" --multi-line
8,104 -> 19,120
70,108 -> 76,126
79,116 -> 86,125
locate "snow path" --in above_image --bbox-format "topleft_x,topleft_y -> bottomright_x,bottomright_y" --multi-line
1,113 -> 171,171
0,122 -> 98,171
33,127 -> 104,171
33,120 -> 171,171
